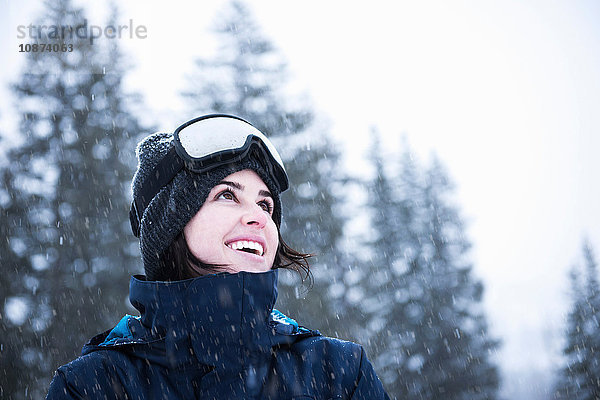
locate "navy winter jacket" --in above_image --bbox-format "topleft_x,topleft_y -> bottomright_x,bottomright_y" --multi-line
46,270 -> 390,399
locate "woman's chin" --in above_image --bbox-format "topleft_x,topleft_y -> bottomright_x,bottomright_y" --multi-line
224,249 -> 275,273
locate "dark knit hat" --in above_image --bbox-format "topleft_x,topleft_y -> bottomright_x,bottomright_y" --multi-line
131,131 -> 283,281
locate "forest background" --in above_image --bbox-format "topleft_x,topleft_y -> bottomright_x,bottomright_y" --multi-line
1,1 -> 600,399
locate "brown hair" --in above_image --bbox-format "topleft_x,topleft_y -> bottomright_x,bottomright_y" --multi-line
158,230 -> 313,282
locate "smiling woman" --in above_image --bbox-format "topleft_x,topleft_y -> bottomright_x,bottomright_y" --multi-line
45,114 -> 390,399
159,169 -> 309,281
183,170 -> 279,274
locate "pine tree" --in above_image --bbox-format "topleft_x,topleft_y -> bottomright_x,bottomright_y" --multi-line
409,157 -> 499,399
0,123 -> 37,399
181,0 -> 348,334
0,2 -> 147,397
359,135 -> 427,392
361,135 -> 499,399
554,241 -> 600,399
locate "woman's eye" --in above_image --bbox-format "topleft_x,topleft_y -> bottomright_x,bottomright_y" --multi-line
217,190 -> 235,201
258,201 -> 273,214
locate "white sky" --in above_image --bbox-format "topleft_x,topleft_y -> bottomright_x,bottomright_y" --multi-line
2,1 -> 600,398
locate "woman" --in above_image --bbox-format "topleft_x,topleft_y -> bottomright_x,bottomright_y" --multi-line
46,114 -> 390,399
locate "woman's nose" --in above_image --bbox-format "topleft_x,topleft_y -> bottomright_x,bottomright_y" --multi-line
241,204 -> 268,228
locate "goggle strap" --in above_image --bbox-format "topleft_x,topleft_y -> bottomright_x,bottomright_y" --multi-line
129,145 -> 184,237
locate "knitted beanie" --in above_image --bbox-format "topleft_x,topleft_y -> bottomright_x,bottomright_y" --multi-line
131,132 -> 283,281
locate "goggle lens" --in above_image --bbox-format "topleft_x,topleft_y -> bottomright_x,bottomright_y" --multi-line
175,115 -> 286,179
130,115 -> 288,237
178,117 -> 254,157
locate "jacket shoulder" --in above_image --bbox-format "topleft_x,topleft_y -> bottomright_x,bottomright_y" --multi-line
269,335 -> 360,399
277,336 -> 390,400
46,350 -> 134,400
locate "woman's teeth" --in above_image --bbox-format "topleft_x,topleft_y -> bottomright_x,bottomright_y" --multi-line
226,240 -> 264,256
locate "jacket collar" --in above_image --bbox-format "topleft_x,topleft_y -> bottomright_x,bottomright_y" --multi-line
128,269 -> 278,370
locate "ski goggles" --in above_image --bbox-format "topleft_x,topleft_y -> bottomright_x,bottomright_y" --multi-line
129,114 -> 288,237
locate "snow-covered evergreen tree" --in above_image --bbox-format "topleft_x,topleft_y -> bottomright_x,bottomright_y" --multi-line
408,157 -> 499,399
0,122 -> 38,398
361,135 -> 499,399
356,132 -> 423,367
0,2 -> 147,397
181,0 -> 348,334
554,241 -> 600,400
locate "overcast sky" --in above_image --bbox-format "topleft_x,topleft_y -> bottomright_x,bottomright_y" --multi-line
2,1 -> 600,398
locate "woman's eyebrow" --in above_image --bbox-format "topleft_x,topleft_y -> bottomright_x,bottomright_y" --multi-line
219,180 -> 242,191
259,190 -> 273,199
218,180 -> 273,199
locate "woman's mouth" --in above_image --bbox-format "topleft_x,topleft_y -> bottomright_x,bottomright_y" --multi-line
225,240 -> 264,257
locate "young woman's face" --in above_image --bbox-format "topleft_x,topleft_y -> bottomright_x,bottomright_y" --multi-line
183,169 -> 279,274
